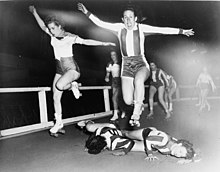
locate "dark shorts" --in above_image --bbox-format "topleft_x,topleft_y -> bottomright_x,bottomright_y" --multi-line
56,56 -> 80,75
150,81 -> 164,89
112,77 -> 121,88
121,56 -> 149,78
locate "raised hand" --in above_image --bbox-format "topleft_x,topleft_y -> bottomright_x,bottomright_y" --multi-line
183,29 -> 194,37
77,3 -> 88,14
29,5 -> 36,14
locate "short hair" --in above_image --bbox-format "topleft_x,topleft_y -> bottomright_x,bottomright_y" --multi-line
177,139 -> 195,159
85,134 -> 107,155
45,15 -> 63,28
122,3 -> 137,17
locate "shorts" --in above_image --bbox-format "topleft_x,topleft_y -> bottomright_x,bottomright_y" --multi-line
56,56 -> 80,75
150,81 -> 164,89
121,55 -> 149,78
112,77 -> 121,88
199,83 -> 210,90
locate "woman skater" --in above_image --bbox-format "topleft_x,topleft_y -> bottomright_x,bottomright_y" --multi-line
29,6 -> 115,137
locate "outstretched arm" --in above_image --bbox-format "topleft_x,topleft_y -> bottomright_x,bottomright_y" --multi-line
29,6 -> 48,33
77,3 -> 122,32
81,39 -> 116,46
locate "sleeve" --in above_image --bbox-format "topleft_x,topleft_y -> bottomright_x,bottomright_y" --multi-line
111,137 -> 135,154
140,23 -> 180,35
88,13 -> 123,33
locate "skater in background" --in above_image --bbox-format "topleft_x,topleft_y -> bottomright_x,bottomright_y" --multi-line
105,49 -> 125,121
29,6 -> 115,137
196,66 -> 216,112
164,73 -> 177,112
147,62 -> 171,119
78,3 -> 194,127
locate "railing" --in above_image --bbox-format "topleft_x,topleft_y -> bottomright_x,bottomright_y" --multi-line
0,85 -> 219,138
0,86 -> 112,138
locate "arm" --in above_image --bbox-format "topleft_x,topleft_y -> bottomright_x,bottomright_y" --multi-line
78,3 -> 122,32
208,75 -> 216,91
105,64 -> 111,82
140,23 -> 194,37
29,6 -> 48,33
81,39 -> 116,46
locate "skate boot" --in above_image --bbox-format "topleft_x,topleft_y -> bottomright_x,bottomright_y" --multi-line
71,81 -> 81,99
49,113 -> 65,137
77,120 -> 94,129
129,101 -> 144,127
147,110 -> 154,119
110,110 -> 119,122
121,111 -> 126,119
165,110 -> 171,120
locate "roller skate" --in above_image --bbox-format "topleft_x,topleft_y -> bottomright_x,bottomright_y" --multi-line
71,81 -> 81,99
49,113 -> 65,137
146,110 -> 154,119
110,110 -> 119,122
121,111 -> 126,119
165,110 -> 171,120
129,101 -> 144,127
77,120 -> 94,129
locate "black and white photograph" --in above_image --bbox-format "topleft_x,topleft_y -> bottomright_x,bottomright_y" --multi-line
0,0 -> 220,172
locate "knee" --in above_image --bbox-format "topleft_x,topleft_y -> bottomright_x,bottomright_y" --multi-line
56,82 -> 64,91
123,98 -> 133,105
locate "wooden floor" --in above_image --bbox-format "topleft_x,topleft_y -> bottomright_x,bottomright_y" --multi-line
0,99 -> 220,172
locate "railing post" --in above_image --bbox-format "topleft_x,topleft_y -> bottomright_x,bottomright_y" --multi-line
103,88 -> 110,112
38,90 -> 48,124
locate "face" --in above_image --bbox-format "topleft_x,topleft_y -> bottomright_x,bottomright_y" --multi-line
150,63 -> 156,71
171,144 -> 187,158
47,22 -> 62,37
110,51 -> 118,62
122,10 -> 137,30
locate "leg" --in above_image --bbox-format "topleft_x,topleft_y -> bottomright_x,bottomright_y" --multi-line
121,76 -> 134,105
203,89 -> 210,111
50,74 -> 64,137
147,86 -> 157,118
110,87 -> 120,121
158,86 -> 171,119
168,86 -> 176,111
130,67 -> 149,126
56,70 -> 81,99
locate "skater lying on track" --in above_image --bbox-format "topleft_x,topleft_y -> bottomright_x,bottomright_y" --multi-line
77,121 -> 200,164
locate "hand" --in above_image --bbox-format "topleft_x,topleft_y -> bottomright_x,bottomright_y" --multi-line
77,3 -> 88,14
144,154 -> 159,161
103,42 -> 116,46
105,77 -> 109,82
183,29 -> 194,37
112,151 -> 126,156
29,5 -> 36,14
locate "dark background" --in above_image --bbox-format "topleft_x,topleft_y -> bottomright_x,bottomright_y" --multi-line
0,0 -> 220,129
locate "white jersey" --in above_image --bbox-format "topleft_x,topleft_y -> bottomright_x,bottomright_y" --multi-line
46,29 -> 83,60
106,63 -> 120,77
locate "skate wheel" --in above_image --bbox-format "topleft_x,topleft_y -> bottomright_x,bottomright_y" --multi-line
50,132 -> 59,138
58,129 -> 65,134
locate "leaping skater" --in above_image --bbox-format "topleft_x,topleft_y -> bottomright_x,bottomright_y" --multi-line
29,6 -> 115,137
77,3 -> 194,127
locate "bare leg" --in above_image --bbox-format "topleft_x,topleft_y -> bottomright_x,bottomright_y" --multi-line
158,86 -> 171,119
147,86 -> 157,118
110,87 -> 120,121
130,67 -> 149,126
